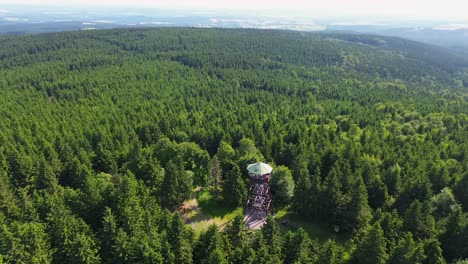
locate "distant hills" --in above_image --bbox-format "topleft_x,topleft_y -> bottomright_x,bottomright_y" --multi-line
1,5 -> 467,53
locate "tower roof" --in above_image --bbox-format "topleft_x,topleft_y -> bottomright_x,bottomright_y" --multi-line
247,162 -> 272,175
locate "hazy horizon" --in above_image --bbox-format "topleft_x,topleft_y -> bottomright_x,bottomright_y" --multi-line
1,0 -> 468,22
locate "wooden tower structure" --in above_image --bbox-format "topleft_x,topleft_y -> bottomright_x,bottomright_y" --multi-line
244,162 -> 272,229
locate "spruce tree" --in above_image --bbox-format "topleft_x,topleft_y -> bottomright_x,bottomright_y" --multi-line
318,239 -> 342,264
423,239 -> 446,264
293,168 -> 312,216
403,200 -> 436,240
222,162 -> 247,207
454,172 -> 468,211
159,157 -> 192,209
388,232 -> 425,264
270,165 -> 295,207
350,222 -> 388,264
321,167 -> 342,225
339,175 -> 371,233
168,214 -> 193,264
261,215 -> 283,260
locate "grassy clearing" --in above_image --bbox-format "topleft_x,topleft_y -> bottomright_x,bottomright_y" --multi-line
274,209 -> 337,242
183,188 -> 243,236
273,207 -> 353,259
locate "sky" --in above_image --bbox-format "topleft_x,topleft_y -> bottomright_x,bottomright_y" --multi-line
1,0 -> 468,21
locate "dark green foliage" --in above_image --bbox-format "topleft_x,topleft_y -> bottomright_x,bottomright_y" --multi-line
0,221 -> 54,264
283,229 -> 318,264
261,216 -> 283,260
204,231 -> 229,264
222,162 -> 247,207
46,206 -> 101,263
168,214 -> 193,264
321,167 -> 342,226
388,232 -> 425,264
317,239 -> 343,264
403,200 -> 436,240
254,233 -> 282,264
338,175 -> 372,233
454,172 -> 468,211
293,167 -> 313,217
193,225 -> 218,264
159,157 -> 192,209
423,239 -> 446,264
373,209 -> 403,249
270,166 -> 295,207
384,164 -> 402,196
350,222 -> 388,264
440,206 -> 468,262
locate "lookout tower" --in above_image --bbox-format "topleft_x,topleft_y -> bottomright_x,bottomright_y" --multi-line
244,162 -> 273,229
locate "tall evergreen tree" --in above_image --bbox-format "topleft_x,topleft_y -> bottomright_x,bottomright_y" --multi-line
388,232 -> 425,264
208,155 -> 222,198
350,222 -> 388,264
403,200 -> 436,240
193,225 -> 218,264
225,214 -> 247,249
168,214 -> 193,264
384,164 -> 402,196
317,239 -> 342,264
293,167 -> 312,216
454,172 -> 468,211
0,221 -> 54,264
159,157 -> 192,209
222,162 -> 247,207
283,229 -> 317,264
270,165 -> 295,207
423,239 -> 446,264
321,167 -> 342,225
261,215 -> 283,260
339,175 -> 372,233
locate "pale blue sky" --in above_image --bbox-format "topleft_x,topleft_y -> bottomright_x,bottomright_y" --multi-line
2,0 -> 468,20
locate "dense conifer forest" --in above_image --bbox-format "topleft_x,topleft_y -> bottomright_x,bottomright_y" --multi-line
0,28 -> 467,263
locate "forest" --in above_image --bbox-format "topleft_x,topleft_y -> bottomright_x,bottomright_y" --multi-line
0,28 -> 467,263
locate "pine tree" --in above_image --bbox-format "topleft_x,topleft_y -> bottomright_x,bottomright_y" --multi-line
367,176 -> 388,209
168,214 -> 193,264
100,207 -> 118,261
321,167 -> 342,225
193,225 -> 218,264
254,233 -> 281,264
209,155 -> 222,198
388,232 -> 425,264
374,209 -> 403,249
283,229 -> 317,264
270,165 -> 295,207
261,215 -> 283,260
428,161 -> 450,193
222,162 -> 247,207
293,168 -> 312,216
309,169 -> 322,218
0,221 -> 54,264
454,172 -> 468,211
403,200 -> 436,240
47,207 -> 101,264
203,232 -> 228,264
384,164 -> 402,196
339,175 -> 371,233
160,157 -> 192,209
350,222 -> 388,264
317,239 -> 342,264
423,239 -> 446,264
440,206 -> 468,262
225,214 -> 247,249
